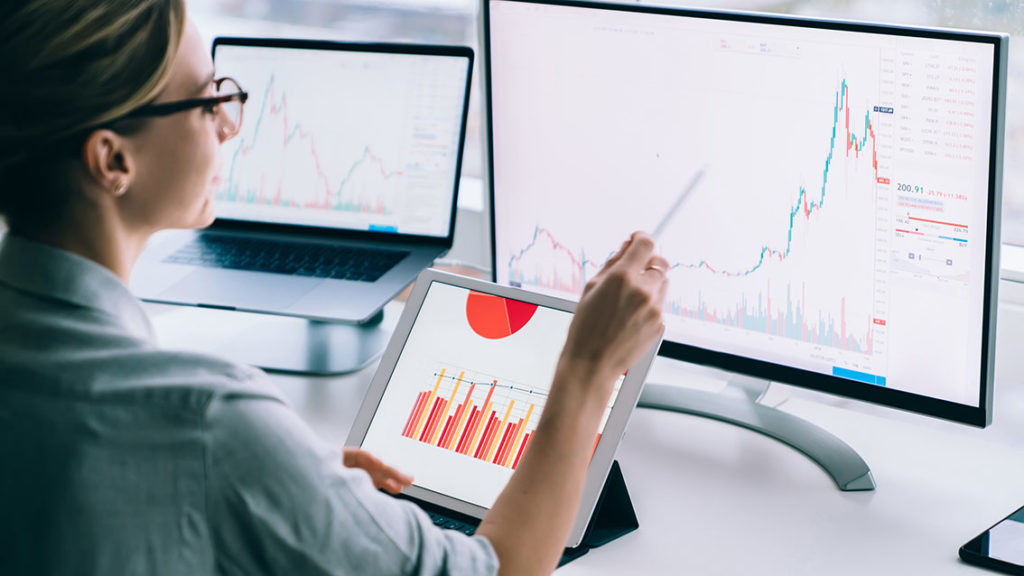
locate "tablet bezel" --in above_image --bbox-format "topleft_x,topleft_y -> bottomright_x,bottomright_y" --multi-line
346,268 -> 661,547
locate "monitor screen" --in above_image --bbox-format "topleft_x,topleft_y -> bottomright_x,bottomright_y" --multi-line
486,0 -> 1006,425
213,42 -> 471,238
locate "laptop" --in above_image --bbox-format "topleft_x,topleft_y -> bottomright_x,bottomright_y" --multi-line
132,38 -> 474,324
347,269 -> 661,563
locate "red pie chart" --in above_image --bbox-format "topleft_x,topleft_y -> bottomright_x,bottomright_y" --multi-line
466,291 -> 539,339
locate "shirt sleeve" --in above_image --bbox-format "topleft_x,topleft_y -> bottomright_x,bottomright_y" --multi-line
202,385 -> 499,576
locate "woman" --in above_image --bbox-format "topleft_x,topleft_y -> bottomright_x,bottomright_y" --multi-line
0,1 -> 669,575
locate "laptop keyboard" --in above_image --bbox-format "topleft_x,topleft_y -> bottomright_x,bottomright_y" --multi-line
163,235 -> 409,282
425,510 -> 478,536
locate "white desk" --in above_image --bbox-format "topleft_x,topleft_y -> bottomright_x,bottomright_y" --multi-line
147,289 -> 1024,575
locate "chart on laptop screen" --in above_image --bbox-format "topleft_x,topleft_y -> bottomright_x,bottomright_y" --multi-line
490,2 -> 995,406
212,44 -> 468,237
360,281 -> 621,509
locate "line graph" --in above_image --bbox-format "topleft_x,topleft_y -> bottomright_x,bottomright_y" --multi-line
217,75 -> 403,215
212,46 -> 469,236
491,3 -> 997,406
506,78 -> 883,354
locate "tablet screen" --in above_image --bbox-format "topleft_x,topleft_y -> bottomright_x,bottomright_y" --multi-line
360,280 -> 624,510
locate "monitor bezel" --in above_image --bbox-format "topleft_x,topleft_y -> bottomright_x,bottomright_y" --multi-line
483,0 -> 1007,427
210,37 -> 475,248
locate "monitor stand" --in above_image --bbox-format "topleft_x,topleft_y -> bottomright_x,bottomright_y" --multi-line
638,373 -> 876,492
148,305 -> 393,376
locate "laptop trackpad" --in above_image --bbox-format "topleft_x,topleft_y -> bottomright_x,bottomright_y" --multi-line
159,269 -> 319,311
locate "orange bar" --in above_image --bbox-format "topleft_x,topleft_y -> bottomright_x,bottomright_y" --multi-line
412,369 -> 446,440
429,373 -> 463,445
485,400 -> 515,462
418,397 -> 444,442
498,417 -> 524,466
439,403 -> 462,449
443,383 -> 476,450
424,399 -> 448,444
459,410 -> 481,455
492,421 -> 517,464
503,404 -> 534,467
499,419 -> 523,467
411,392 -> 430,436
495,419 -> 518,466
455,407 -> 480,454
402,391 -> 427,438
465,382 -> 496,455
474,415 -> 498,459
437,415 -> 455,448
512,433 -> 532,469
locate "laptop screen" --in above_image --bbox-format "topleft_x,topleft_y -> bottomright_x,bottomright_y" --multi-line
212,42 -> 471,238
359,280 -> 625,510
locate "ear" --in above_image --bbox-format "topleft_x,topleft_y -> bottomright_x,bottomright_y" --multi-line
80,129 -> 134,199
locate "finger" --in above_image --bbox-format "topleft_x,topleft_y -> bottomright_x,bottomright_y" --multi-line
652,272 -> 669,308
344,450 -> 412,491
593,236 -> 633,280
641,255 -> 670,274
343,448 -> 390,478
348,449 -> 413,484
342,447 -> 373,469
657,267 -> 669,296
639,255 -> 671,286
376,461 -> 414,486
343,448 -> 386,473
381,479 -> 403,494
612,232 -> 656,272
649,254 -> 670,270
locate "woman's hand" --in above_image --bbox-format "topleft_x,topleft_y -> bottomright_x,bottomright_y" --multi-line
342,448 -> 414,494
559,231 -> 669,382
476,232 -> 669,576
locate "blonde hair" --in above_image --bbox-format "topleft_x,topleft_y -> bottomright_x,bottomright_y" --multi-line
0,0 -> 187,230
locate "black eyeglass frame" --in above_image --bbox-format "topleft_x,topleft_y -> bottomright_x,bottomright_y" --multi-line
118,76 -> 248,121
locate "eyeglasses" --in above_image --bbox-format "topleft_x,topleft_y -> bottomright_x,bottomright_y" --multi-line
118,77 -> 248,137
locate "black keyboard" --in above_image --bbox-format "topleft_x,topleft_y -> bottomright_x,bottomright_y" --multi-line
422,506 -> 583,566
163,235 -> 409,282
410,496 -> 585,566
425,510 -> 478,536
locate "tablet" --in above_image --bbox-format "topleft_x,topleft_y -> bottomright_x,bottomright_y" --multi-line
346,268 -> 661,548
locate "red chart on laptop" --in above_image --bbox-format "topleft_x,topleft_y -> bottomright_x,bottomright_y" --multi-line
465,291 -> 538,339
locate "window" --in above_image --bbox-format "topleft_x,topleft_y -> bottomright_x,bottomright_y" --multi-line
190,0 -> 1024,245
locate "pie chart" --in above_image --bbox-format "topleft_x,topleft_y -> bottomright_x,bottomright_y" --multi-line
466,291 -> 539,339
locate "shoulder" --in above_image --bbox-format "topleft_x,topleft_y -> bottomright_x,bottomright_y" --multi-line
109,347 -> 286,418
1,334 -> 284,424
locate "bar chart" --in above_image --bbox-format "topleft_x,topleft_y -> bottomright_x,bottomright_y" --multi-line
401,365 -> 618,470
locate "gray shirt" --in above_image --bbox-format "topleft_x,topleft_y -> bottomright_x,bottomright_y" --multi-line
0,234 -> 498,576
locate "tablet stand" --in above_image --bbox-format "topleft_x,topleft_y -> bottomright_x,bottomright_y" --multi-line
559,460 -> 639,566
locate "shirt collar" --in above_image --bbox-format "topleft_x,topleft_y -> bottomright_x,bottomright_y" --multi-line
0,234 -> 155,342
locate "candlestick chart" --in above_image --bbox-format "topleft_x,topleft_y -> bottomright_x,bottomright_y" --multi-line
504,78 -> 884,355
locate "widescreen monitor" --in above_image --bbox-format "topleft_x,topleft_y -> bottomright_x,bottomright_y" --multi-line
485,0 -> 1007,426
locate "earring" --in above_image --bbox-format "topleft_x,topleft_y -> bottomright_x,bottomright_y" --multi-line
113,180 -> 128,196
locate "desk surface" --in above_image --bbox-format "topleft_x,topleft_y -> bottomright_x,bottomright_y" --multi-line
146,295 -> 1024,575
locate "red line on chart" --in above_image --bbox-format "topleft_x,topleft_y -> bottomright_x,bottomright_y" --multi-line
907,216 -> 968,229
